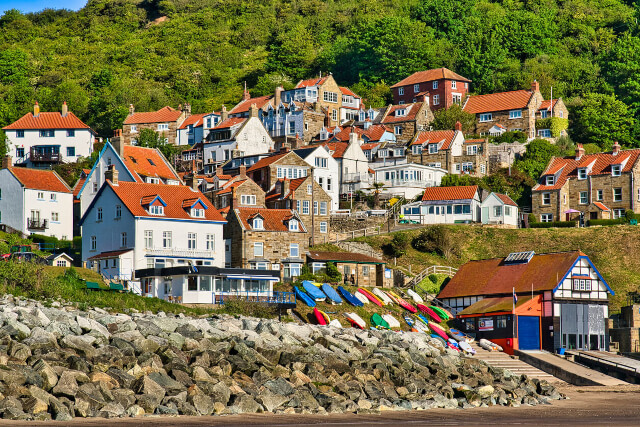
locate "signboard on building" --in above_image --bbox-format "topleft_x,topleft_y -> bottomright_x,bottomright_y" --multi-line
478,318 -> 494,331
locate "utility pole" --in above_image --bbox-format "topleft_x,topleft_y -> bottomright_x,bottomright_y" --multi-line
311,167 -> 315,247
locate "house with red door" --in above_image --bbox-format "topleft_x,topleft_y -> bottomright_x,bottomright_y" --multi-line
391,68 -> 471,110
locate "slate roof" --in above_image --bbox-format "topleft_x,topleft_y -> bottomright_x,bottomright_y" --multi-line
391,68 -> 471,88
463,90 -> 533,114
3,111 -> 92,131
123,106 -> 183,125
8,167 -> 71,193
421,185 -> 478,202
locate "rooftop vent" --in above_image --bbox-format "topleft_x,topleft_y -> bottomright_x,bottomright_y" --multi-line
504,251 -> 535,265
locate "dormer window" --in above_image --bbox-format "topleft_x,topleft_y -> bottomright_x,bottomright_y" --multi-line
150,205 -> 164,215
191,208 -> 204,218
289,219 -> 299,232
612,165 -> 622,176
428,144 -> 438,154
545,176 -> 554,186
252,217 -> 264,230
396,109 -> 406,117
578,168 -> 587,180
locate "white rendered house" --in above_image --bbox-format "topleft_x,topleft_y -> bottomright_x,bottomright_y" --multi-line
2,102 -> 95,167
400,185 -> 481,224
293,145 -> 340,211
0,165 -> 73,240
480,192 -> 520,227
371,163 -> 448,199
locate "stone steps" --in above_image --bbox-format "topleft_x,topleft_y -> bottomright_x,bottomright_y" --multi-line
469,343 -> 560,381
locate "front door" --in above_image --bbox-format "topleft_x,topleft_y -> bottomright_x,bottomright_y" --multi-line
590,211 -> 598,220
481,207 -> 489,224
518,316 -> 541,350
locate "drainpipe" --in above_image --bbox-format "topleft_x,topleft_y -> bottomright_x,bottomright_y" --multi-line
631,170 -> 635,212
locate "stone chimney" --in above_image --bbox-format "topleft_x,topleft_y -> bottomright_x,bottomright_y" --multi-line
575,143 -> 585,160
282,178 -> 290,197
275,86 -> 284,107
220,105 -> 228,122
314,102 -> 322,113
128,104 -> 135,115
421,94 -> 430,105
34,101 -> 40,118
349,131 -> 359,146
185,174 -> 198,190
105,164 -> 119,185
612,141 -> 621,156
215,166 -> 224,177
531,80 -> 540,92
249,103 -> 259,119
455,120 -> 462,132
112,129 -> 124,157
292,133 -> 302,149
242,81 -> 250,101
61,101 -> 68,117
239,164 -> 247,179
2,155 -> 12,169
280,142 -> 291,153
183,102 -> 191,116
230,187 -> 237,209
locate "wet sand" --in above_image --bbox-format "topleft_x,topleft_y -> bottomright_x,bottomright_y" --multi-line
6,385 -> 640,426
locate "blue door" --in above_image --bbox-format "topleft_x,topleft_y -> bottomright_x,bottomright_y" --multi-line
518,316 -> 540,350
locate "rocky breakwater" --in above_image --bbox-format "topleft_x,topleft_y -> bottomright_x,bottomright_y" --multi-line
0,295 -> 562,420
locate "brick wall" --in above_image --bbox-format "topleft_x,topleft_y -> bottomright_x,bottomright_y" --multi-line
393,79 -> 470,109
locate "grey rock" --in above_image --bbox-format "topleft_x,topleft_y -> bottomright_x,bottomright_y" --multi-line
23,327 -> 57,349
1,319 -> 31,339
190,394 -> 214,415
147,372 -> 186,396
98,402 -> 125,418
52,371 -> 79,398
209,380 -> 231,405
230,394 -> 262,414
60,335 -> 96,358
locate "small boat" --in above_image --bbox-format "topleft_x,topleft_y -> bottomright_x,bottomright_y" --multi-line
385,291 -> 400,304
450,328 -> 469,342
344,312 -> 366,329
428,322 -> 449,342
417,303 -> 442,323
388,291 -> 417,313
430,306 -> 449,320
416,313 -> 431,327
353,291 -> 370,305
459,341 -> 475,354
430,333 -> 446,346
313,307 -> 327,325
382,314 -> 401,328
404,315 -> 418,332
413,319 -> 429,333
448,338 -> 460,349
479,339 -> 503,352
372,288 -> 394,305
294,287 -> 316,308
371,313 -> 390,329
328,319 -> 342,328
321,283 -> 343,305
337,286 -> 363,307
406,289 -> 424,304
357,288 -> 383,307
303,281 -> 327,301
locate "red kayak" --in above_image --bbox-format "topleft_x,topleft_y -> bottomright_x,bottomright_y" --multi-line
429,322 -> 449,341
313,307 -> 327,325
417,303 -> 442,322
357,288 -> 383,307
389,292 -> 417,313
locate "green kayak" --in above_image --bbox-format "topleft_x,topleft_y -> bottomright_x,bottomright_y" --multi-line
430,306 -> 449,320
371,313 -> 390,329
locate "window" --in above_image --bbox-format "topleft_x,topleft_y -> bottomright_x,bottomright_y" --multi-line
51,212 -> 59,222
115,205 -> 122,219
314,201 -> 318,215
496,316 -> 507,328
559,111 -> 564,118
540,110 -> 548,119
462,162 -> 473,172
466,145 -> 477,155
398,101 -> 405,105
162,231 -> 172,248
254,242 -> 264,257
37,192 -> 44,200
188,233 -> 196,250
612,165 -> 621,176
206,234 -> 215,250
120,232 -> 127,248
505,206 -> 512,216
66,129 -> 75,137
16,147 -> 24,158
149,205 -> 164,215
452,93 -> 462,104
288,121 -> 295,134
509,110 -> 522,119
638,188 -> 640,202
158,123 -> 169,131
493,206 -> 502,217
542,193 -> 551,205
302,200 -> 310,214
579,192 -> 588,204
613,188 -> 622,202
56,260 -> 66,267
331,109 -> 337,121
97,207 -> 103,221
578,169 -> 587,180
428,144 -> 438,154
327,178 -> 332,191
394,126 -> 402,135
614,208 -> 625,219
304,122 -> 309,131
307,184 -> 313,195
315,157 -> 327,168
479,113 -> 492,122
320,201 -> 327,215
144,230 -> 153,249
433,94 -> 440,105
131,125 -> 137,133
90,236 -> 96,251
320,221 -> 327,233
289,219 -> 299,232
191,208 -> 204,218
480,164 -> 486,174
93,182 -> 98,193
241,195 -> 256,205
451,80 -> 457,89
432,81 -> 438,90
597,189 -> 603,201
539,213 -> 552,223
572,279 -> 592,291
398,87 -> 404,96
545,176 -> 554,186
50,193 -> 56,201
39,130 -> 54,137
413,84 -> 420,93
412,145 -> 423,155
323,92 -> 338,103
290,243 -> 299,258
252,217 -> 264,230
16,130 -> 24,138
66,147 -> 75,157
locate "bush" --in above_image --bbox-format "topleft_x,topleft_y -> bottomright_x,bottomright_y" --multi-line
530,221 -> 576,228
412,226 -> 460,258
324,262 -> 341,283
528,213 -> 537,225
217,299 -> 278,319
384,232 -> 410,258
587,218 -> 626,227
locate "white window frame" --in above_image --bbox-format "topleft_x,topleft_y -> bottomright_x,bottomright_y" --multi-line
433,94 -> 440,105
597,189 -> 603,201
120,232 -> 127,248
307,184 -> 313,195
413,84 -> 420,93
579,191 -> 588,205
398,87 -> 404,96
90,236 -> 96,251
451,80 -> 457,89
157,123 -> 169,131
144,230 -> 153,249
241,195 -> 256,205
541,213 -> 553,223
542,192 -> 551,205
320,222 -> 327,233
466,145 -> 477,155
289,219 -> 299,232
191,208 -> 205,218
479,113 -> 492,122
613,188 -> 623,202
432,81 -> 438,89
253,217 -> 264,230
612,165 -> 622,176
187,233 -> 197,250
149,205 -> 164,216
290,243 -> 299,258
509,110 -> 522,119
206,234 -> 215,251
254,242 -> 264,258
96,207 -> 103,222
394,126 -> 402,135
428,144 -> 438,154
320,201 -> 327,215
545,176 -> 554,186
162,231 -> 172,248
577,169 -> 587,180
302,200 -> 310,215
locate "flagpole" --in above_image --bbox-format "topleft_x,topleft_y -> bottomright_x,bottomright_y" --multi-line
513,287 -> 516,344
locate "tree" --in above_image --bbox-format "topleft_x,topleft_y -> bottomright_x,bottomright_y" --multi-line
371,181 -> 385,208
136,128 -> 179,160
514,139 -> 560,181
431,104 -> 475,132
570,93 -> 635,149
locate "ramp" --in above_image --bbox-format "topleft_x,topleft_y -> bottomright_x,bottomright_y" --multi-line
569,350 -> 640,384
470,343 -> 561,382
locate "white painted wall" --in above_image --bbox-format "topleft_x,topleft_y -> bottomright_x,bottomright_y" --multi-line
339,139 -> 369,194
401,197 -> 481,224
372,163 -> 447,199
481,193 -> 519,227
553,257 -> 610,300
204,118 -> 274,164
6,129 -> 94,165
0,169 -> 25,234
298,146 -> 340,210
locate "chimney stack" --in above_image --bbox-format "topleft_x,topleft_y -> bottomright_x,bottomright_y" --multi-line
531,80 -> 540,92
220,105 -> 228,122
282,178 -> 290,198
275,85 -> 284,107
249,103 -> 259,119
575,143 -> 585,160
33,101 -> 40,118
215,166 -> 224,177
105,164 -> 119,185
230,187 -> 237,209
455,120 -> 462,132
61,101 -> 68,118
129,104 -> 135,115
612,141 -> 621,156
239,164 -> 247,179
2,155 -> 12,169
112,129 -> 124,158
183,102 -> 191,116
242,82 -> 250,101
185,174 -> 198,190
280,142 -> 291,153
349,131 -> 359,146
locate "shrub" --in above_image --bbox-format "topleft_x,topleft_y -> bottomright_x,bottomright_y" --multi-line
528,213 -> 537,225
587,218 -> 626,227
218,299 -> 278,319
384,232 -> 410,258
324,262 -> 341,283
412,226 -> 460,258
530,221 -> 576,228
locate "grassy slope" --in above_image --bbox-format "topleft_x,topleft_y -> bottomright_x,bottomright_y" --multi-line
356,225 -> 640,312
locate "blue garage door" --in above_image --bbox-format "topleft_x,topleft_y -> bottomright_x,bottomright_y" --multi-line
518,316 -> 540,350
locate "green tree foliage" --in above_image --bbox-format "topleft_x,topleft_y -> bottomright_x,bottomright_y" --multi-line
514,139 -> 560,181
385,232 -> 410,258
571,93 -> 635,148
136,128 -> 179,159
411,225 -> 459,258
431,104 -> 475,132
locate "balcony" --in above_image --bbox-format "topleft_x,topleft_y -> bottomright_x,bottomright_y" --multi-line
30,148 -> 61,163
27,218 -> 48,230
145,248 -> 215,259
343,173 -> 370,184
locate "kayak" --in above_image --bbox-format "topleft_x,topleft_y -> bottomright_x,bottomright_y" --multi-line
388,291 -> 417,313
337,286 -> 363,307
413,319 -> 429,333
371,313 -> 390,329
357,288 -> 383,307
430,334 -> 446,346
450,328 -> 468,342
373,288 -> 394,305
430,306 -> 449,320
459,341 -> 475,354
353,291 -> 370,305
294,287 -> 316,308
328,319 -> 342,328
404,315 -> 416,329
429,322 -> 449,342
313,307 -> 327,325
479,338 -> 503,352
303,281 -> 327,301
344,312 -> 366,329
417,303 -> 442,323
385,291 -> 400,304
321,283 -> 343,305
382,314 -> 401,328
406,289 -> 424,304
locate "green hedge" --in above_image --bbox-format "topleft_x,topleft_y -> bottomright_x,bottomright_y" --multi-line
587,218 -> 626,227
536,117 -> 569,137
530,221 -> 576,228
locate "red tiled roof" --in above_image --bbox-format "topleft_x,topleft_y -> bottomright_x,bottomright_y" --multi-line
382,103 -> 424,123
8,167 -> 71,193
363,124 -> 390,142
339,86 -> 359,97
87,249 -> 133,260
437,251 -> 582,299
246,152 -> 289,172
178,113 -> 208,129
539,99 -> 558,111
495,193 -> 518,206
216,174 -> 233,180
72,176 -> 86,198
123,106 -> 183,125
217,179 -> 247,195
330,127 -> 364,142
391,68 -> 471,88
411,130 -> 458,149
288,177 -> 307,193
361,142 -> 381,151
464,139 -> 484,144
307,251 -> 385,264
122,145 -> 180,182
593,202 -> 610,211
212,117 -> 246,129
295,77 -> 328,89
229,96 -> 272,115
107,181 -> 225,222
234,207 -> 305,232
463,90 -> 533,114
3,111 -> 92,131
422,185 -> 478,202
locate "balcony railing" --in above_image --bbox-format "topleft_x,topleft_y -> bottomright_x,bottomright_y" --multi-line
343,173 -> 369,183
30,148 -> 61,163
27,218 -> 48,230
145,248 -> 215,258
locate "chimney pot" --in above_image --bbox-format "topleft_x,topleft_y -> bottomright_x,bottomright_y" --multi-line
33,101 -> 40,117
455,120 -> 462,132
531,80 -> 540,92
249,103 -> 259,118
575,143 -> 585,160
220,105 -> 228,122
612,141 -> 621,155
129,104 -> 135,115
61,101 -> 68,117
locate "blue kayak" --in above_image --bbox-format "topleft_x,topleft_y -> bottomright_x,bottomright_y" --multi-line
302,281 -> 326,301
337,286 -> 363,307
321,283 -> 343,304
404,315 -> 415,328
294,287 -> 316,307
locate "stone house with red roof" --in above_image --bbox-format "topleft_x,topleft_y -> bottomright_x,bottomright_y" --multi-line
246,150 -> 311,192
2,102 -> 95,167
532,143 -> 640,223
463,81 -> 545,139
535,98 -> 569,139
211,166 -> 266,213
122,105 -> 190,146
0,162 -> 73,239
391,67 -> 472,109
281,75 -> 347,128
379,100 -> 434,145
400,185 -> 481,224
